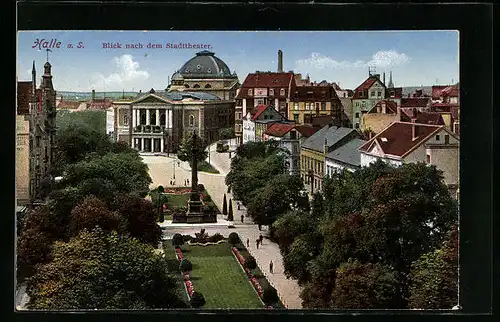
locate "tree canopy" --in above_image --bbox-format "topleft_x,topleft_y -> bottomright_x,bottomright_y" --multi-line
177,131 -> 208,163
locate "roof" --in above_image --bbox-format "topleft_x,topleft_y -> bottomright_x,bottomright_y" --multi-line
441,83 -> 459,97
326,138 -> 367,167
386,87 -> 403,99
353,76 -> 383,99
179,50 -> 236,79
294,125 -> 322,138
302,125 -> 358,153
237,72 -> 294,91
17,81 -> 32,115
264,123 -> 296,137
57,100 -> 81,109
135,91 -> 221,103
400,97 -> 430,108
291,85 -> 338,102
431,85 -> 449,100
400,109 -> 445,125
359,121 -> 444,158
251,104 -> 272,121
311,115 -> 336,127
88,99 -> 113,109
367,100 -> 398,114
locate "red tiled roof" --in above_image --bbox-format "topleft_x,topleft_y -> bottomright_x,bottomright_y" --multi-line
432,85 -> 448,100
239,72 -> 294,88
359,121 -> 443,158
442,83 -> 459,97
251,104 -> 272,121
294,124 -> 322,137
17,81 -> 32,115
400,109 -> 445,125
352,76 -> 380,99
88,99 -> 113,109
367,100 -> 398,114
264,123 -> 296,137
57,100 -> 81,109
291,85 -> 338,102
386,87 -> 403,99
400,97 -> 430,108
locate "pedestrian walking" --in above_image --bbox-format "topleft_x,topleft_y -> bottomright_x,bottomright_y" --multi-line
246,238 -> 249,248
241,214 -> 244,223
269,260 -> 274,274
258,224 -> 262,231
259,234 -> 263,245
170,180 -> 172,185
256,239 -> 259,249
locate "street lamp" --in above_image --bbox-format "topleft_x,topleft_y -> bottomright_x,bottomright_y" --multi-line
173,159 -> 176,180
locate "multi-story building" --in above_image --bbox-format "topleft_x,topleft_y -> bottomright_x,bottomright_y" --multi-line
300,125 -> 362,195
288,85 -> 343,126
113,89 -> 234,153
430,83 -> 460,135
352,73 -> 387,129
27,61 -> 57,204
16,81 -> 32,205
358,121 -> 459,198
325,138 -> 367,175
242,104 -> 291,144
264,123 -> 320,175
235,50 -> 296,145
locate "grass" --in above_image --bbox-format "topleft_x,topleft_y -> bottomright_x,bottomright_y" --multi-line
197,161 -> 219,174
176,242 -> 264,309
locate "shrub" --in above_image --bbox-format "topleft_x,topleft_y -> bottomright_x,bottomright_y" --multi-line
197,184 -> 205,192
203,194 -> 212,202
182,235 -> 193,242
207,233 -> 224,243
172,233 -> 184,247
159,212 -> 165,223
179,258 -> 193,272
243,255 -> 257,270
262,287 -> 279,305
228,232 -> 240,246
190,292 -> 206,308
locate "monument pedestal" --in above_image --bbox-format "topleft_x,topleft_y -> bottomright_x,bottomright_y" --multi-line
186,195 -> 205,223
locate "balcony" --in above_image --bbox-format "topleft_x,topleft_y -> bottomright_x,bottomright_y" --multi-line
134,124 -> 167,134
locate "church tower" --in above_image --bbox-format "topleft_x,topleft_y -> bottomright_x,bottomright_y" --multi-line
388,71 -> 394,88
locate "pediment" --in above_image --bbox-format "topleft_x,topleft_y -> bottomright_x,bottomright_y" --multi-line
133,94 -> 168,104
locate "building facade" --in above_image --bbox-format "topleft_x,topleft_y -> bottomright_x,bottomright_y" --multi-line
358,121 -> 459,198
27,61 -> 57,204
288,85 -> 343,126
113,90 -> 234,153
242,104 -> 290,144
16,81 -> 32,205
352,73 -> 387,129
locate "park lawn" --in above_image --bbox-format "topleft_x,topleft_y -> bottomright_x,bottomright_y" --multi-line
181,242 -> 263,309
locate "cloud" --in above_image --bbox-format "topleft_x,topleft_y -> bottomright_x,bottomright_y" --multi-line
91,54 -> 149,90
295,50 -> 410,70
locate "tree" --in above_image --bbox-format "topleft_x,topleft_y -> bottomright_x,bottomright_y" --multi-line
222,194 -> 228,217
408,225 -> 458,309
172,233 -> 184,248
69,195 -> 125,237
330,260 -> 402,309
311,192 -> 324,218
228,198 -> 234,221
262,287 -> 279,306
190,292 -> 206,308
26,228 -> 185,309
228,232 -> 240,246
177,131 -> 208,163
271,211 -> 313,253
243,255 -> 257,270
219,127 -> 235,140
282,236 -> 317,285
16,227 -> 54,282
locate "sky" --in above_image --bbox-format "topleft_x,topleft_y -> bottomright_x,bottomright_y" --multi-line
17,31 -> 459,92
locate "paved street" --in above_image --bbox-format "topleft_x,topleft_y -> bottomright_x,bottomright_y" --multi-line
141,141 -> 304,309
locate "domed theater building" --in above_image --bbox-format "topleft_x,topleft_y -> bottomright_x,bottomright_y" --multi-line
112,51 -> 237,153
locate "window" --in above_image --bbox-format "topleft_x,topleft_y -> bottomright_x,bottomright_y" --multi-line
371,91 -> 375,97
189,115 -> 195,126
362,101 -> 366,109
321,102 -> 326,111
359,92 -> 363,98
305,103 -> 310,110
355,112 -> 360,119
436,134 -> 440,141
205,84 -> 212,88
193,84 -> 200,88
378,91 -> 382,97
426,154 -> 431,164
280,88 -> 285,96
293,114 -> 299,122
248,89 -> 253,96
343,93 -> 347,97
269,89 -> 274,96
316,103 -> 320,109
355,123 -> 360,129
445,134 -> 450,144
294,103 -> 299,110
124,113 -> 129,125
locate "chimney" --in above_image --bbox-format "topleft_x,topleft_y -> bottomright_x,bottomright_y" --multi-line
92,89 -> 96,101
278,50 -> 283,73
383,72 -> 386,85
381,101 -> 386,114
323,137 -> 328,155
412,124 -> 419,140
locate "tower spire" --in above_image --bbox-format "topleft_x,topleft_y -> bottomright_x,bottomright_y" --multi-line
388,71 -> 394,88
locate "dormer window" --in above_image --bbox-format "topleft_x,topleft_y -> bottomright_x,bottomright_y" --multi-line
197,64 -> 201,70
248,89 -> 253,96
207,68 -> 212,73
381,137 -> 388,142
269,89 -> 274,96
280,88 -> 285,96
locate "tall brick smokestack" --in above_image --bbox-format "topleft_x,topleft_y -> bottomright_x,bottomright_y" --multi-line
278,50 -> 283,73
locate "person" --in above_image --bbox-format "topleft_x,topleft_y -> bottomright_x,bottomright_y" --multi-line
170,180 -> 172,185
259,234 -> 263,245
237,202 -> 241,210
246,238 -> 249,248
241,214 -> 244,223
187,179 -> 189,185
269,260 -> 274,274
258,224 -> 262,231
256,239 -> 259,249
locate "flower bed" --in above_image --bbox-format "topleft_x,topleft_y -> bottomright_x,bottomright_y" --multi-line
175,247 -> 195,299
232,247 -> 265,301
188,240 -> 226,246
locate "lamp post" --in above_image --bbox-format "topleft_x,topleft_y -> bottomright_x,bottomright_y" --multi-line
173,158 -> 176,180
